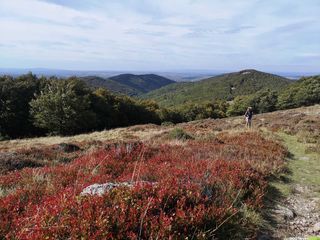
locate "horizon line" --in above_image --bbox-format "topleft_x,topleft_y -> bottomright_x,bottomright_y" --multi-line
0,67 -> 319,75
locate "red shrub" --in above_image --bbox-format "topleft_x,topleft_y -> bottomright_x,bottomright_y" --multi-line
0,132 -> 286,239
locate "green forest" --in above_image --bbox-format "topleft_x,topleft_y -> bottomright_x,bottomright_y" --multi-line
0,72 -> 319,139
142,69 -> 292,106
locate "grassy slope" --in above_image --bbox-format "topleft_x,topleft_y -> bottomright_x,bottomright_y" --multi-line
142,69 -> 292,107
1,105 -> 318,152
273,133 -> 320,197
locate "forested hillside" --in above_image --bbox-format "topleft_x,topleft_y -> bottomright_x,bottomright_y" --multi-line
80,76 -> 138,96
0,73 -> 161,139
1,72 -> 319,140
81,74 -> 175,96
143,69 -> 292,107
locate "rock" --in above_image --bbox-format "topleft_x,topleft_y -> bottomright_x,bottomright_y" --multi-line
80,181 -> 155,196
312,222 -> 320,233
275,205 -> 297,220
81,182 -> 132,196
57,143 -> 80,153
299,156 -> 310,161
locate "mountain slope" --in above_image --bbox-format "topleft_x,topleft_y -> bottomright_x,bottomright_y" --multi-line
80,76 -> 138,96
142,69 -> 293,107
81,74 -> 175,96
109,74 -> 175,94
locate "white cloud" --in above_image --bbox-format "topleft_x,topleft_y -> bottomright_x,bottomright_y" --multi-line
0,0 -> 319,71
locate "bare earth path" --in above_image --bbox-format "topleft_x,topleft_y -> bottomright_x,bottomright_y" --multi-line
263,133 -> 320,239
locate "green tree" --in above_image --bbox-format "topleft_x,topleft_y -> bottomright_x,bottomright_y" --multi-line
277,76 -> 320,109
156,108 -> 183,123
0,73 -> 41,138
30,78 -> 97,135
227,89 -> 277,116
91,88 -> 117,130
253,89 -> 278,113
227,95 -> 254,116
277,86 -> 299,109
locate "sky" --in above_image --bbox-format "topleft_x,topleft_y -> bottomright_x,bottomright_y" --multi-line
0,0 -> 319,72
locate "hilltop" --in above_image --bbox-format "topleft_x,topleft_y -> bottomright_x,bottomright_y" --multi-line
142,69 -> 292,107
81,74 -> 175,96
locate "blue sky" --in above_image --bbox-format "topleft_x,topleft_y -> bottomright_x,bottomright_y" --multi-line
0,0 -> 319,72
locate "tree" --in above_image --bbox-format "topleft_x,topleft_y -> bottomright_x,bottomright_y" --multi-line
277,86 -> 299,109
277,76 -> 320,109
253,89 -> 278,113
91,88 -> 117,130
294,76 -> 320,106
0,73 -> 41,138
156,108 -> 183,123
227,89 -> 278,116
227,95 -> 254,116
30,78 -> 97,135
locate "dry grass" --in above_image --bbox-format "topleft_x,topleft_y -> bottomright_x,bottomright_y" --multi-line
0,105 -> 319,175
0,124 -> 169,152
1,105 -> 318,152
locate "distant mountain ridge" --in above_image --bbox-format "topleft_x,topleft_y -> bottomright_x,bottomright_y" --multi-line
81,74 -> 175,96
109,74 -> 175,93
142,69 -> 293,107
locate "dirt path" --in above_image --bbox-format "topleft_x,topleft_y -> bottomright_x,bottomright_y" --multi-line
262,133 -> 320,239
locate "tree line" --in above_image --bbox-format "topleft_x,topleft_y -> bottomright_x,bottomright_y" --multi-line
226,75 -> 320,116
0,73 -> 319,139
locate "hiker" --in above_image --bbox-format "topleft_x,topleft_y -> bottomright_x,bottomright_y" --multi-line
244,107 -> 253,128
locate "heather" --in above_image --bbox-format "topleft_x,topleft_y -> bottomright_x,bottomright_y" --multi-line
0,132 -> 287,239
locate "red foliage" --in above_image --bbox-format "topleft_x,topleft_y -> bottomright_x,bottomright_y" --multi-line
0,132 -> 286,239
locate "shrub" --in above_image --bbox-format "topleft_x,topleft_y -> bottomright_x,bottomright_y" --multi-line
0,132 -> 286,239
161,121 -> 174,126
168,128 -> 194,140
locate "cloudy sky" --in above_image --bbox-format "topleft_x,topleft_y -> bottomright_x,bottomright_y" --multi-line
0,0 -> 319,72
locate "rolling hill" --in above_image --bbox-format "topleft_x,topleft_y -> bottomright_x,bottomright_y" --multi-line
81,74 -> 175,96
80,76 -> 138,96
142,69 -> 293,107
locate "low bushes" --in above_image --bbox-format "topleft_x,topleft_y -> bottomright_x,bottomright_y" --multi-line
0,132 -> 286,239
168,128 -> 194,140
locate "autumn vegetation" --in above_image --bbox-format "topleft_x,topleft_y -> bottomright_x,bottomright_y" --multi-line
0,132 -> 287,239
0,104 -> 319,238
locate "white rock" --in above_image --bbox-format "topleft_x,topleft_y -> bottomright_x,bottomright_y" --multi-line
80,181 -> 154,196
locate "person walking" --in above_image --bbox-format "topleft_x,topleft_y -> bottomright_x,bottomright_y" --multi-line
244,107 -> 253,128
